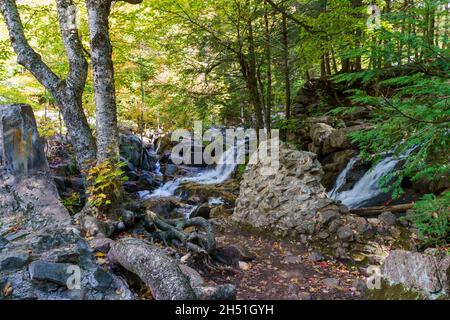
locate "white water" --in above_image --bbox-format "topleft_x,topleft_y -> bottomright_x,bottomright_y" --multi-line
327,157 -> 359,200
144,147 -> 239,199
329,148 -> 415,208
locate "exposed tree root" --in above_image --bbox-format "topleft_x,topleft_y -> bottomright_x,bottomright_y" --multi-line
145,211 -> 216,255
109,238 -> 197,300
109,238 -> 236,300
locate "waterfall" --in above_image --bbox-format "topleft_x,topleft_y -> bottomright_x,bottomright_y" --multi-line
143,147 -> 240,199
327,157 -> 359,199
329,147 -> 415,208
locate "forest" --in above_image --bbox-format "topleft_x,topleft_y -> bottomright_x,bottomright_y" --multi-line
0,0 -> 449,303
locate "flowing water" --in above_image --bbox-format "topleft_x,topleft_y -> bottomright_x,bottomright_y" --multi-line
143,147 -> 240,199
328,147 -> 415,208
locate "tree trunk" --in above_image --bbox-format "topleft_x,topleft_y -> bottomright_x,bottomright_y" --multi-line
0,0 -> 97,168
264,9 -> 272,134
246,18 -> 264,133
282,14 -> 291,120
86,0 -> 120,163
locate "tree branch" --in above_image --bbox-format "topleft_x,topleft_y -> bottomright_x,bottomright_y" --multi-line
0,0 -> 64,96
56,0 -> 88,95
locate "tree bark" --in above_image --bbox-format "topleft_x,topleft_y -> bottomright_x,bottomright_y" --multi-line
350,203 -> 415,217
264,9 -> 272,134
0,0 -> 97,168
246,18 -> 264,133
282,14 -> 291,120
109,238 -> 197,300
86,0 -> 120,163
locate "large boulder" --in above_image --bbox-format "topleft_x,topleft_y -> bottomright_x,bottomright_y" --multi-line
119,133 -> 157,172
322,124 -> 372,154
382,249 -> 450,298
0,104 -> 47,175
233,145 -> 344,236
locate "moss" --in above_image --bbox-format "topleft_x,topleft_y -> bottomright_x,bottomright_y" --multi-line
366,280 -> 424,300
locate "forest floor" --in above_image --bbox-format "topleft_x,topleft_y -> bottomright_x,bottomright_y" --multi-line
199,219 -> 366,300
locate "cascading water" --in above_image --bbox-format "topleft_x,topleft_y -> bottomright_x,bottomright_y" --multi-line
328,147 -> 415,208
143,147 -> 240,199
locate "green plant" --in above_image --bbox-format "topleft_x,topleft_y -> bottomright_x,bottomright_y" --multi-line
62,192 -> 83,214
85,160 -> 128,210
406,192 -> 450,250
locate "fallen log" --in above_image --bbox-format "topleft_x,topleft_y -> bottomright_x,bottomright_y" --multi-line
109,238 -> 197,300
350,203 -> 415,217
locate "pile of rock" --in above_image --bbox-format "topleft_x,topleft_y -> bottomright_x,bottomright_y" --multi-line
232,144 -> 406,262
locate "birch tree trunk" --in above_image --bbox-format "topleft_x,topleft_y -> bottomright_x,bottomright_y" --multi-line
86,0 -> 120,163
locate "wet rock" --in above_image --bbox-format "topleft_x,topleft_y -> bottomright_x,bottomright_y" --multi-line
29,261 -> 74,287
0,250 -> 30,271
120,133 -> 157,172
382,249 -> 450,298
143,197 -> 180,219
379,212 -> 397,226
190,204 -> 211,220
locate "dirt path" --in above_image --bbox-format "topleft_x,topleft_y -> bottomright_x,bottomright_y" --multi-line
202,220 -> 365,300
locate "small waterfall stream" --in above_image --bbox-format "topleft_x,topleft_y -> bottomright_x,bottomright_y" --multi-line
143,147 -> 239,200
328,147 -> 415,208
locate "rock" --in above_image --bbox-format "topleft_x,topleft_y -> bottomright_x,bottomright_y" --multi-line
309,123 -> 336,152
323,278 -> 340,290
0,250 -> 30,271
382,249 -> 450,297
337,225 -> 354,242
120,133 -> 157,172
284,255 -> 303,264
92,267 -> 114,290
41,245 -> 80,264
0,104 -> 48,174
0,236 -> 9,252
29,261 -> 75,287
143,197 -> 179,219
322,124 -> 372,154
379,212 -> 397,226
238,261 -> 251,271
308,251 -> 325,262
190,204 -> 211,220
89,238 -> 115,254
297,292 -> 312,300
233,144 -> 337,237
212,245 -> 255,266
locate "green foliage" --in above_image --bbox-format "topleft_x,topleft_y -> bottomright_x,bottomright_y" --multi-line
85,161 -> 128,210
62,193 -> 83,215
406,192 -> 450,249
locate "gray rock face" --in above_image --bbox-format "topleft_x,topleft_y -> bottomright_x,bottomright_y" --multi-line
0,104 -> 48,175
0,250 -> 30,271
0,104 -> 133,300
382,249 -> 450,298
29,261 -> 75,287
233,145 -> 344,237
